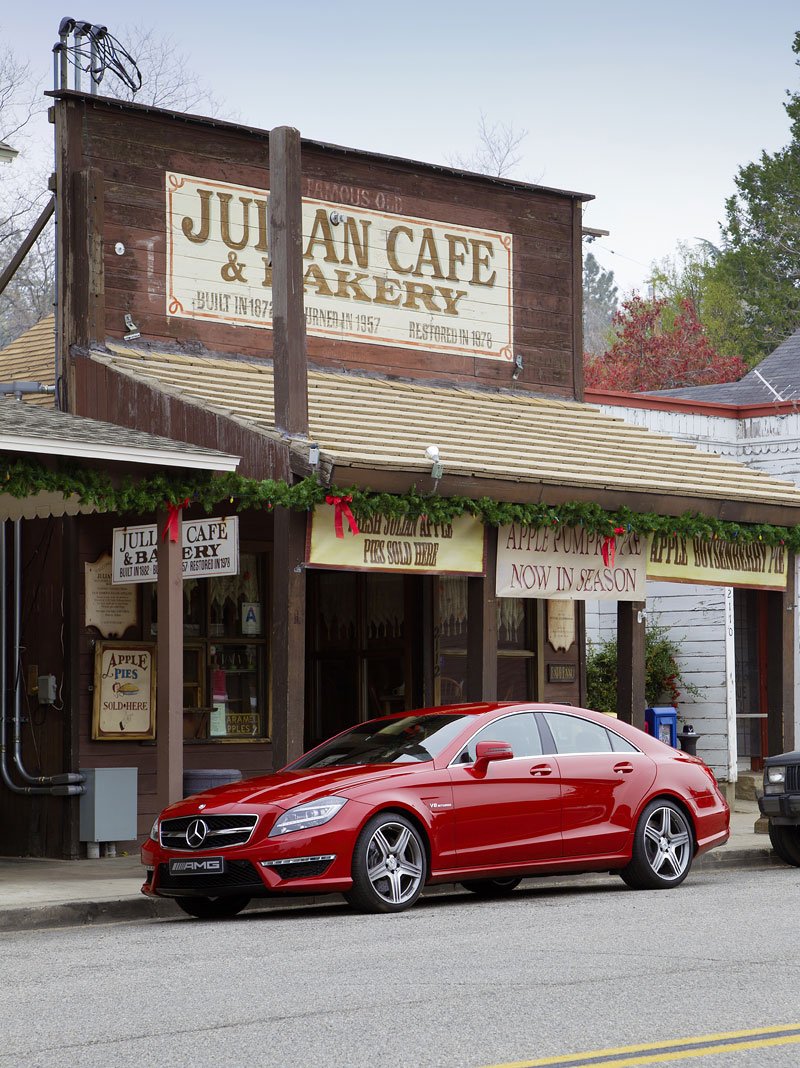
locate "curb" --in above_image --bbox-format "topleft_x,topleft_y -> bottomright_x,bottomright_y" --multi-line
0,848 -> 789,933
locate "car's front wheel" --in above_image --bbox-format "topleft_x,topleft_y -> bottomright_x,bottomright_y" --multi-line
460,877 -> 522,897
768,822 -> 800,866
345,813 -> 427,913
174,895 -> 251,919
620,799 -> 694,890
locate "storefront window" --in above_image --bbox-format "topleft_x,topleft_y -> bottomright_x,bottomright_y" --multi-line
436,579 -> 538,702
150,552 -> 268,742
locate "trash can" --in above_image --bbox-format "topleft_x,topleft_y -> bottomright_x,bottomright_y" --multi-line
644,706 -> 678,748
183,768 -> 242,797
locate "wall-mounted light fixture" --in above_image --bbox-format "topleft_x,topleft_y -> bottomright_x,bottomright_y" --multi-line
512,353 -> 524,381
425,444 -> 444,485
308,442 -> 320,468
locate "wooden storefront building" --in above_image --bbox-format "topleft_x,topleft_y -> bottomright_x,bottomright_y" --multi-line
3,89 -> 800,857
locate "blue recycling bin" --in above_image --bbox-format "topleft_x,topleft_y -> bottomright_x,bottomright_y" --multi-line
645,706 -> 678,748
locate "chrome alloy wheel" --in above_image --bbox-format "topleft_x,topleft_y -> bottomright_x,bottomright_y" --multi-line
642,805 -> 692,881
365,821 -> 425,905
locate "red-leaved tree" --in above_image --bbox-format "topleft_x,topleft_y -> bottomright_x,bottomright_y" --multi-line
584,295 -> 747,392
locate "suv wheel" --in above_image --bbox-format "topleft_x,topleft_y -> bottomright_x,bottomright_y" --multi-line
768,823 -> 800,866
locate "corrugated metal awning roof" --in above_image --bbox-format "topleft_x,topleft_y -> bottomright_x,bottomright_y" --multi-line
90,344 -> 800,524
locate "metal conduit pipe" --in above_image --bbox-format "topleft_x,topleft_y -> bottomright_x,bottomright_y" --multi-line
0,522 -> 58,795
7,520 -> 83,792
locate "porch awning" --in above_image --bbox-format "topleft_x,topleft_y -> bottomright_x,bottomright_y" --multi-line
89,343 -> 800,526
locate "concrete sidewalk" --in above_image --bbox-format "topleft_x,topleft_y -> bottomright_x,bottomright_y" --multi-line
0,800 -> 785,932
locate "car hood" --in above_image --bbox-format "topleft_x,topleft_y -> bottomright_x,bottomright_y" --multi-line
169,763 -> 426,815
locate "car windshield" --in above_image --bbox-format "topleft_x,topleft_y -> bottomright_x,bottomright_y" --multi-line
290,714 -> 471,768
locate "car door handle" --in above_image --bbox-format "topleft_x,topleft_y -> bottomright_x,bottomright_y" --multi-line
614,762 -> 634,774
529,764 -> 553,776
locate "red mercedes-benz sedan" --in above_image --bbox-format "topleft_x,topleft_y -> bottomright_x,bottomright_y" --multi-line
141,702 -> 729,918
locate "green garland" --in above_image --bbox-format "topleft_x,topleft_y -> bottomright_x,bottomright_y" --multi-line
3,455 -> 799,551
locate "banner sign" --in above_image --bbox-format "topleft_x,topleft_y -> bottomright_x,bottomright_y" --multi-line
496,524 -> 647,601
166,172 -> 513,361
112,517 -> 239,584
307,509 -> 485,575
647,533 -> 788,590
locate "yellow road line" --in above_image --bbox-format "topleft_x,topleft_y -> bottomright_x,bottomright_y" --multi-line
482,1023 -> 800,1068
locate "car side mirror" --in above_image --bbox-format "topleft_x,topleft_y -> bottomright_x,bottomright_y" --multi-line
473,740 -> 514,773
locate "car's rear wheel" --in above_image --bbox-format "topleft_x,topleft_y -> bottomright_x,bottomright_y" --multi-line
174,895 -> 251,919
768,822 -> 800,866
345,813 -> 427,913
620,799 -> 694,890
460,877 -> 522,897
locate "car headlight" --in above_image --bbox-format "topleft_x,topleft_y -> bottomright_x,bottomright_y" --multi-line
764,766 -> 787,794
269,796 -> 347,837
149,817 -> 160,842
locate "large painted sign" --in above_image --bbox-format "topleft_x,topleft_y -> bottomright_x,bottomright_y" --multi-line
496,524 -> 647,601
166,172 -> 513,361
647,533 -> 787,590
307,508 -> 486,575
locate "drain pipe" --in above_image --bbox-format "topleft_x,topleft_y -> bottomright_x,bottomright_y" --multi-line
6,520 -> 83,794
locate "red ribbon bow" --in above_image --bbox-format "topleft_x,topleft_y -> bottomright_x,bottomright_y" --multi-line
325,495 -> 360,539
600,526 -> 626,567
162,498 -> 190,543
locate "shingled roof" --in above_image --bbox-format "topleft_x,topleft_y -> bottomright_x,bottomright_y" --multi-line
650,327 -> 800,405
0,316 -> 56,404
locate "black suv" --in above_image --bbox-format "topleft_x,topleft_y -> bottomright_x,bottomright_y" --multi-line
758,751 -> 800,865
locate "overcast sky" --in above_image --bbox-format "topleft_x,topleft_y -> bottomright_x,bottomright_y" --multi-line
5,2 -> 799,294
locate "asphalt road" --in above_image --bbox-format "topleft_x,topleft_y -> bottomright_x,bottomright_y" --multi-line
2,865 -> 800,1068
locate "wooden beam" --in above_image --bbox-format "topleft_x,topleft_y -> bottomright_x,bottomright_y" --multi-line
271,506 -> 307,767
616,600 -> 646,729
269,126 -> 308,438
0,198 -> 54,298
156,511 -> 184,809
571,200 -> 584,402
69,167 -> 105,350
62,515 -> 81,858
466,527 -> 498,700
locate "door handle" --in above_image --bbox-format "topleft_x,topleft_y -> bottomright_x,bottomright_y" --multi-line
529,764 -> 553,777
613,762 -> 634,774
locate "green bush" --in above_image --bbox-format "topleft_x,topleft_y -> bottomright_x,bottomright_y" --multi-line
586,623 -> 700,715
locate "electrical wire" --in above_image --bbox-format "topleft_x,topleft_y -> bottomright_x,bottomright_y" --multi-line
63,25 -> 142,95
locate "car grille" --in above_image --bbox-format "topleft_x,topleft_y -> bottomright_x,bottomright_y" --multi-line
160,814 -> 258,850
157,860 -> 264,893
786,765 -> 800,791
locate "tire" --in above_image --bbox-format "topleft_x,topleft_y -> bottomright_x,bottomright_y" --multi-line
620,799 -> 694,890
174,895 -> 251,919
345,813 -> 427,913
768,822 -> 800,866
460,877 -> 522,897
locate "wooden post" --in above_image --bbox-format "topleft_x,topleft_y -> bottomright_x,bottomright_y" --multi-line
269,126 -> 308,437
268,125 -> 309,766
616,600 -> 646,728
271,507 -> 307,767
156,511 -> 184,809
778,555 -> 796,754
466,527 -> 498,701
571,200 -> 584,402
69,167 -> 105,351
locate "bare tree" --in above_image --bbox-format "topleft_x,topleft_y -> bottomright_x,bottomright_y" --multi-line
448,112 -> 529,178
0,27 -> 227,347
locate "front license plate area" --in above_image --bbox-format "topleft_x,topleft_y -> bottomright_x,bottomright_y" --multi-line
168,856 -> 226,875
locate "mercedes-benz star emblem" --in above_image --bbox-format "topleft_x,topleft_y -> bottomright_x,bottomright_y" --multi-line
186,819 -> 208,849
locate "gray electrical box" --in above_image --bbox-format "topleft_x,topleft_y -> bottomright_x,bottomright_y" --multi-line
79,768 -> 138,843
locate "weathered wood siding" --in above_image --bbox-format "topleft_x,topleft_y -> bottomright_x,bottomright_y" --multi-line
56,93 -> 582,398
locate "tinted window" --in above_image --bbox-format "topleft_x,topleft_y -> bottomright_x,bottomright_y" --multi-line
290,714 -> 470,768
543,712 -> 613,754
460,712 -> 542,762
609,731 -> 638,753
